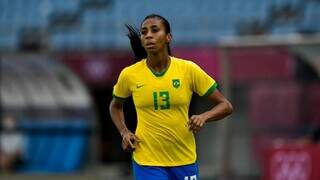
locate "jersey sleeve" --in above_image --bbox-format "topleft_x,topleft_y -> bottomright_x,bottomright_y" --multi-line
112,68 -> 131,99
189,61 -> 218,97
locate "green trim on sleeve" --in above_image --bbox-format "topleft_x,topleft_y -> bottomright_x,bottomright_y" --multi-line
112,93 -> 128,100
202,82 -> 218,97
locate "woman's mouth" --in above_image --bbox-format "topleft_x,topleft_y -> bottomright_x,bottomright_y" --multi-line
145,42 -> 156,48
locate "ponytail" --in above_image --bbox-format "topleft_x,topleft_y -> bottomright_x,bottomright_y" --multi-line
125,24 -> 147,61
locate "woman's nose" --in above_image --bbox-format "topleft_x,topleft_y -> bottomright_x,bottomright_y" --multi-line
145,32 -> 153,39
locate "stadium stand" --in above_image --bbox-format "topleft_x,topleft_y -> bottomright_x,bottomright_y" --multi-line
0,0 -> 319,51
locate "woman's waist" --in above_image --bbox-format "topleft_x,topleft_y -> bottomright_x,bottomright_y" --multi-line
135,126 -> 194,148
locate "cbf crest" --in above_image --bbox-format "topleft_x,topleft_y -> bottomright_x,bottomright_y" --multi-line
172,79 -> 180,88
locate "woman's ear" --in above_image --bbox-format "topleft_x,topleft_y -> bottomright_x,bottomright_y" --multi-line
166,33 -> 172,44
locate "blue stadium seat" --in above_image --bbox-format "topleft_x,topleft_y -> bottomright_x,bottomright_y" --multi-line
50,0 -> 80,13
272,23 -> 298,34
300,3 -> 320,32
0,0 -> 319,50
0,31 -> 19,50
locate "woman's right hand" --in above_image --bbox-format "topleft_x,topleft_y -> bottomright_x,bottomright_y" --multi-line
121,129 -> 140,152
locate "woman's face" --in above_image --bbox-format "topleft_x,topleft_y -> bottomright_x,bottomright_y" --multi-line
140,18 -> 172,54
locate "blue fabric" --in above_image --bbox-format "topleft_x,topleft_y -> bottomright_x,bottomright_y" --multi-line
18,119 -> 90,173
132,160 -> 199,180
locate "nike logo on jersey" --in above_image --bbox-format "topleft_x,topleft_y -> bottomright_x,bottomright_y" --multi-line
137,84 -> 145,88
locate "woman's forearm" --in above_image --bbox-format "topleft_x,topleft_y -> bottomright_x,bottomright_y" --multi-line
109,100 -> 129,136
203,101 -> 233,123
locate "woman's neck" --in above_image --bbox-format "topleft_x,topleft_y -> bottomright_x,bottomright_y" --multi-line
146,52 -> 170,73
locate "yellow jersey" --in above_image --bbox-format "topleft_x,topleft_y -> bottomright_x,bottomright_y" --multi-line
113,56 -> 217,166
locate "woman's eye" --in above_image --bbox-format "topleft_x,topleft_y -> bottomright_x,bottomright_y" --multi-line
152,29 -> 159,33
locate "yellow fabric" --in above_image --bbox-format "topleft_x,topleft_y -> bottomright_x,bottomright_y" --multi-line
113,57 -> 217,166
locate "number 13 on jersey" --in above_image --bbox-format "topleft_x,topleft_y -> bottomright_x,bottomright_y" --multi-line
153,91 -> 170,110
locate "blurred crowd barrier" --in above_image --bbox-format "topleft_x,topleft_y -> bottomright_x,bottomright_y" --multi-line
18,118 -> 90,173
1,54 -> 94,173
262,143 -> 320,180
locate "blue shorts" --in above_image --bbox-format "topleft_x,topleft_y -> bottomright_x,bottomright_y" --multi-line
132,160 -> 199,180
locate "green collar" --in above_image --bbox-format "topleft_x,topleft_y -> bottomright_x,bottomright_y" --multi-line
150,67 -> 169,77
146,57 -> 172,77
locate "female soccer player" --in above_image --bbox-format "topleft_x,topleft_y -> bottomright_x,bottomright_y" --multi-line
109,14 -> 233,180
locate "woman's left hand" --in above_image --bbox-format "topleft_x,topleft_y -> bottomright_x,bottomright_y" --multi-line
187,115 -> 207,133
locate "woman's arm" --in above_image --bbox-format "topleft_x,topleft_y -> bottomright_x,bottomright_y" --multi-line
109,98 -> 139,152
188,89 -> 233,133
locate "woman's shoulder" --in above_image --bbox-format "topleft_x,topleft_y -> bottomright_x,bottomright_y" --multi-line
171,56 -> 199,69
121,59 -> 145,74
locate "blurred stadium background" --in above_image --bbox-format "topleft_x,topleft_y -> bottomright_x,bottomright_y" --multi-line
1,0 -> 320,179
